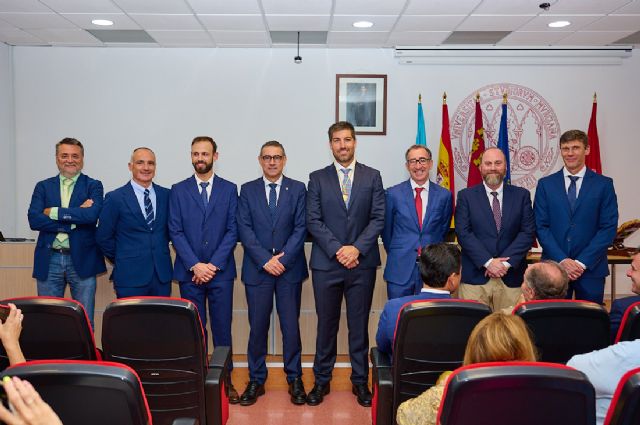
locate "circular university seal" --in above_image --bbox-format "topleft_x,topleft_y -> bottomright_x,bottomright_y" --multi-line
451,83 -> 561,190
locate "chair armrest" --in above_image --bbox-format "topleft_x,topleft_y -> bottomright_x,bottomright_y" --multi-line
208,346 -> 231,369
371,347 -> 392,369
205,351 -> 231,425
371,347 -> 394,425
172,418 -> 199,425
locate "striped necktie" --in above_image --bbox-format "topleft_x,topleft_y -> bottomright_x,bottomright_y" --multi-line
340,168 -> 352,207
144,189 -> 154,229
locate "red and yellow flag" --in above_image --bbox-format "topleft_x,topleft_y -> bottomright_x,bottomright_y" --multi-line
467,93 -> 485,188
436,92 -> 455,225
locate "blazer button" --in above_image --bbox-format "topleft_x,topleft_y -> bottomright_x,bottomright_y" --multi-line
204,241 -> 208,245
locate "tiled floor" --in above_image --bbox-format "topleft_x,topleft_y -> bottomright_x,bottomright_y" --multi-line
228,391 -> 372,425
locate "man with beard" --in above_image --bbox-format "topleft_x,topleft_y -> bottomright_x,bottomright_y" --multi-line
455,147 -> 535,311
305,121 -> 385,407
168,136 -> 239,402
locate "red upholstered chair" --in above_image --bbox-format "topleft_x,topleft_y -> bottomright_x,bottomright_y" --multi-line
603,367 -> 640,425
101,296 -> 230,425
514,300 -> 610,363
437,362 -> 596,425
0,296 -> 100,370
614,301 -> 640,343
3,360 -> 196,425
370,299 -> 491,425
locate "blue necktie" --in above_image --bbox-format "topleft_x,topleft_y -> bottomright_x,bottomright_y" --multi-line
200,182 -> 209,210
144,189 -> 154,230
268,183 -> 277,221
567,175 -> 579,213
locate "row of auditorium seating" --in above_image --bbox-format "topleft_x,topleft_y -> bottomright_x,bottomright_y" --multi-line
0,296 -> 231,425
370,299 -> 640,425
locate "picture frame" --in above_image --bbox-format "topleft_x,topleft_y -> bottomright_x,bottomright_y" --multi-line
335,74 -> 387,135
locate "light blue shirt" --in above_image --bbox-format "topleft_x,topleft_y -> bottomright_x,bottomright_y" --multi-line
130,180 -> 156,218
263,175 -> 283,204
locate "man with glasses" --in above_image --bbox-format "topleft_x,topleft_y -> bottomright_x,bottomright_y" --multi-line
382,145 -> 453,299
236,140 -> 308,406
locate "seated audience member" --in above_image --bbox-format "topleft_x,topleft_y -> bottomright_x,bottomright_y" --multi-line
0,376 -> 63,425
567,339 -> 640,425
610,253 -> 640,340
0,303 -> 26,365
501,260 -> 569,313
396,313 -> 537,425
376,243 -> 461,355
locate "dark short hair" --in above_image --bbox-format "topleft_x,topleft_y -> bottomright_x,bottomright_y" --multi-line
260,140 -> 286,156
191,136 -> 217,153
328,121 -> 356,141
405,144 -> 432,161
56,137 -> 84,156
525,261 -> 569,299
419,243 -> 461,288
559,129 -> 588,148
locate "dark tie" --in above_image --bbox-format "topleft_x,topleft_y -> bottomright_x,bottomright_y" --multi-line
568,175 -> 579,213
491,191 -> 501,232
415,187 -> 424,230
144,189 -> 154,229
200,182 -> 209,210
268,183 -> 277,220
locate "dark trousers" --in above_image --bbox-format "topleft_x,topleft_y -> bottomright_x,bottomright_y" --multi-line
114,270 -> 171,298
311,267 -> 376,385
386,263 -> 422,300
245,278 -> 303,384
567,276 -> 605,305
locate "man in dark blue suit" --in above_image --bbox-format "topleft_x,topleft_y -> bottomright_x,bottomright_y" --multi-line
237,141 -> 308,406
455,147 -> 535,312
535,129 -> 618,304
376,243 -> 460,355
27,138 -> 106,328
168,136 -> 239,402
610,253 -> 639,340
306,121 -> 385,407
383,145 -> 452,299
96,147 -> 173,298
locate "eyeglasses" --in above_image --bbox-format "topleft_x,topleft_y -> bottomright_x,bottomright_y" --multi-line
261,155 -> 284,162
406,158 -> 432,165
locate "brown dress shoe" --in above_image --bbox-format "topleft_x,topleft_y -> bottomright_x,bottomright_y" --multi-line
228,383 -> 240,404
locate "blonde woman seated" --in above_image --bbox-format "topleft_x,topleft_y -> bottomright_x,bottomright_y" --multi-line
396,313 -> 537,425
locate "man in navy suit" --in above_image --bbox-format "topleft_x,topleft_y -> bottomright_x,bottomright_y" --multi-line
306,121 -> 385,407
376,243 -> 461,355
383,145 -> 453,299
96,147 -> 173,298
168,136 -> 239,402
455,147 -> 535,312
609,253 -> 640,340
237,140 -> 308,406
27,138 -> 106,328
535,129 -> 618,304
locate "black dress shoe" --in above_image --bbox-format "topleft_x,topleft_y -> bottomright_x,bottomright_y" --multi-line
239,381 -> 265,406
228,384 -> 240,404
288,378 -> 307,405
306,382 -> 330,406
352,383 -> 372,407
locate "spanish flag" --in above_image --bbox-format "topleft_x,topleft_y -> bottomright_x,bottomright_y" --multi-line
436,92 -> 455,225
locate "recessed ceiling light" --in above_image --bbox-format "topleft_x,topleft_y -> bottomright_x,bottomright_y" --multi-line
353,21 -> 374,29
548,20 -> 571,28
91,19 -> 113,26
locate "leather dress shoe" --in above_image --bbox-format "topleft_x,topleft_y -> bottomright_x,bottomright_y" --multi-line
239,381 -> 265,406
306,382 -> 330,406
228,384 -> 240,404
352,383 -> 372,407
288,378 -> 307,405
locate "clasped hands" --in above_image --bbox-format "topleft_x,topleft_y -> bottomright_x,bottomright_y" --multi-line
560,258 -> 585,281
485,257 -> 510,278
264,253 -> 286,276
337,245 -> 360,269
192,262 -> 219,284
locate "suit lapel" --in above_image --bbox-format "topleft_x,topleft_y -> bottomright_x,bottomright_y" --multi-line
551,170 -> 572,216
474,184 -> 497,234
327,165 -> 347,212
205,175 -> 220,219
500,185 -> 515,235
123,183 -> 148,228
49,177 -> 62,207
253,178 -> 272,224
188,176 -> 207,214
573,168 -> 592,213
402,180 -> 420,229
273,177 -> 291,227
68,174 -> 85,207
423,182 -> 439,229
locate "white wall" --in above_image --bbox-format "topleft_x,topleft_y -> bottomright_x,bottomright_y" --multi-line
0,43 -> 15,236
8,48 -> 640,257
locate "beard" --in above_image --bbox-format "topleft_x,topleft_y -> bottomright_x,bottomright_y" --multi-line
483,172 -> 504,187
192,160 -> 213,175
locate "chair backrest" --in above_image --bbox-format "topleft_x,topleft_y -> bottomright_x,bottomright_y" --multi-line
101,296 -> 209,425
391,299 -> 491,409
438,362 -> 596,425
614,302 -> 640,343
0,296 -> 99,370
604,367 -> 640,425
5,360 -> 152,425
514,300 -> 610,363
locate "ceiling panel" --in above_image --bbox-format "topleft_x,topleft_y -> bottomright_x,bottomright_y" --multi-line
498,30 -> 573,45
327,30 -> 389,46
614,2 -> 640,14
582,15 -> 640,31
186,0 -> 261,14
0,12 -> 77,29
457,15 -> 535,31
558,30 -> 636,45
0,0 -> 52,13
26,28 -> 102,44
0,27 -> 45,44
198,14 -> 265,31
404,0 -> 481,15
210,30 -> 269,46
331,15 -> 398,31
394,15 -> 467,32
261,0 -> 332,15
147,29 -> 213,46
472,0 -> 547,15
333,0 -> 406,15
39,0 -> 122,14
266,15 -> 329,31
518,15 -> 602,32
130,13 -> 203,30
62,13 -> 140,29
549,0 -> 633,15
386,31 -> 451,46
112,0 -> 193,14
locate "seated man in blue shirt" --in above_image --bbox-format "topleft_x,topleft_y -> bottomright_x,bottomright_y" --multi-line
376,243 -> 461,355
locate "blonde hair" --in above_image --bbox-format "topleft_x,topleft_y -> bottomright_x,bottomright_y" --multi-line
463,313 -> 537,365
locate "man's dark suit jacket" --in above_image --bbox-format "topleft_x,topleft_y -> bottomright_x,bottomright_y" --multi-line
96,182 -> 173,287
306,162 -> 385,270
27,174 -> 106,280
455,183 -> 535,287
610,295 -> 640,341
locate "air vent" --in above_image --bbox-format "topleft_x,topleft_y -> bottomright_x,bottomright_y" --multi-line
443,31 -> 510,45
270,31 -> 327,45
87,30 -> 155,43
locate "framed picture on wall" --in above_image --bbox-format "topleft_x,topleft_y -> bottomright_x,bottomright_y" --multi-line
336,74 -> 387,135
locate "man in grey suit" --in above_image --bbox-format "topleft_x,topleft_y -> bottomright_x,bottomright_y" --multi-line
306,121 -> 385,407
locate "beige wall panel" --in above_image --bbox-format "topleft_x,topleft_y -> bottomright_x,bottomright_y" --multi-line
0,243 -> 34,266
0,269 -> 37,298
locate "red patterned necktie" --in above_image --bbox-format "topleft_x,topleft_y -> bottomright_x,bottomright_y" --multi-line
491,191 -> 501,232
415,187 -> 424,230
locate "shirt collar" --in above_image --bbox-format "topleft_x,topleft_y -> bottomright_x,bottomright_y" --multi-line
195,173 -> 214,186
410,179 -> 430,191
483,181 -> 504,196
263,175 -> 283,187
58,173 -> 81,183
421,287 -> 450,295
334,159 -> 356,174
130,179 -> 154,193
563,166 -> 587,179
